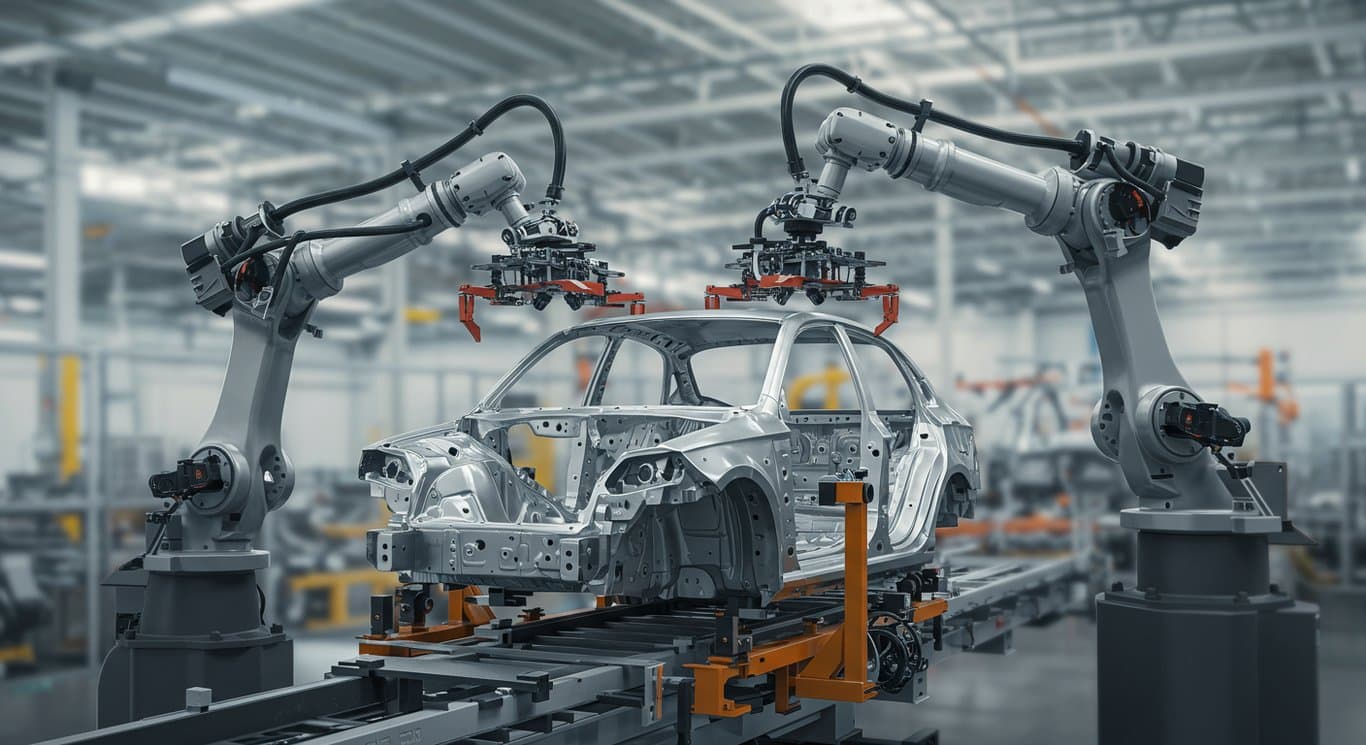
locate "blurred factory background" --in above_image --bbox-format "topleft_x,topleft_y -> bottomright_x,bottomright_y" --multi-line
0,0 -> 1363,742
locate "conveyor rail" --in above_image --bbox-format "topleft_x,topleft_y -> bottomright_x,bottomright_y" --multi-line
39,554 -> 1084,745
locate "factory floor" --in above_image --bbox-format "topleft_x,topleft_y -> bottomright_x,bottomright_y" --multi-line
3,618 -> 1364,744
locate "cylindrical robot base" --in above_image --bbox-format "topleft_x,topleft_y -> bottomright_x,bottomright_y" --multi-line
1097,530 -> 1318,745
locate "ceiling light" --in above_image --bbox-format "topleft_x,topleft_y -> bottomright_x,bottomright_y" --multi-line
777,0 -> 933,33
175,4 -> 237,28
6,296 -> 41,314
974,257 -> 1003,275
0,249 -> 44,271
0,326 -> 38,344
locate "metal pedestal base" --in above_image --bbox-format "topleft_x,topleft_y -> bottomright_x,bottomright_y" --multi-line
97,553 -> 292,726
1097,530 -> 1318,745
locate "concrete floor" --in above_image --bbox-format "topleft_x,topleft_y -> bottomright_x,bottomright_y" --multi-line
4,618 -> 1363,744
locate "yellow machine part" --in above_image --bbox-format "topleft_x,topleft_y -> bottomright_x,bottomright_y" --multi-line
510,425 -> 558,493
56,513 -> 82,543
57,355 -> 81,483
787,365 -> 851,410
290,569 -> 399,631
404,306 -> 441,324
0,644 -> 35,664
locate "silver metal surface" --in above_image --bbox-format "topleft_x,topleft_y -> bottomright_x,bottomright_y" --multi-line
366,310 -> 979,603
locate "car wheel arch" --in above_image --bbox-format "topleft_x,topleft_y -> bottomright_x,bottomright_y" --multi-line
713,475 -> 789,602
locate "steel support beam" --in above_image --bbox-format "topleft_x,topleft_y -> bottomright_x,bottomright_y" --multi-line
39,69 -> 82,477
43,72 -> 80,349
935,198 -> 954,385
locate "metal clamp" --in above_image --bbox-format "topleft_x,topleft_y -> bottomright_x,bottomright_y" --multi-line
912,98 -> 934,133
399,159 -> 425,190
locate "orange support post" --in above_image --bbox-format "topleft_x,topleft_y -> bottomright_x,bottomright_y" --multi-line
839,480 -> 868,687
794,478 -> 877,703
1257,347 -> 1275,403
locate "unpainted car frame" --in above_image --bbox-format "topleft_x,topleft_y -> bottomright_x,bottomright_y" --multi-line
363,310 -> 978,605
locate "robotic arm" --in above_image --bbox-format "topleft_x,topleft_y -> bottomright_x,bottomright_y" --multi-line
781,105 -> 1285,533
156,152 -> 543,554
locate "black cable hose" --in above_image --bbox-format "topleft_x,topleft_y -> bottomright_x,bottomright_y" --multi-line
753,204 -> 776,239
222,214 -> 433,274
271,94 -> 566,221
1100,143 -> 1161,207
230,224 -> 263,272
779,63 -> 1085,180
869,626 -> 913,693
140,498 -> 184,559
868,610 -> 925,693
265,230 -> 307,308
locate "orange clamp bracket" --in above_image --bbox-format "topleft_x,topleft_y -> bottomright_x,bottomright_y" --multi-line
860,284 -> 900,336
686,476 -> 880,716
359,585 -> 495,657
685,626 -> 842,717
604,291 -> 647,315
458,284 -> 498,342
704,283 -> 753,307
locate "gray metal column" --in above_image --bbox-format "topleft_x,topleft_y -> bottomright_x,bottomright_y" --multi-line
40,69 -> 82,476
42,68 -> 101,669
1343,382 -> 1358,588
934,198 -> 954,384
43,70 -> 80,354
84,351 -> 105,667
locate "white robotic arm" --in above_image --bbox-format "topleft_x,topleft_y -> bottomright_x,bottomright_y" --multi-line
162,152 -> 539,553
758,68 -> 1316,744
800,107 -> 1282,534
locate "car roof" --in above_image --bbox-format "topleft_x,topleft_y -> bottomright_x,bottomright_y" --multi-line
560,309 -> 875,352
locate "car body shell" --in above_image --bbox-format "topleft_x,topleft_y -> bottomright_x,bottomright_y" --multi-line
363,310 -> 978,604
